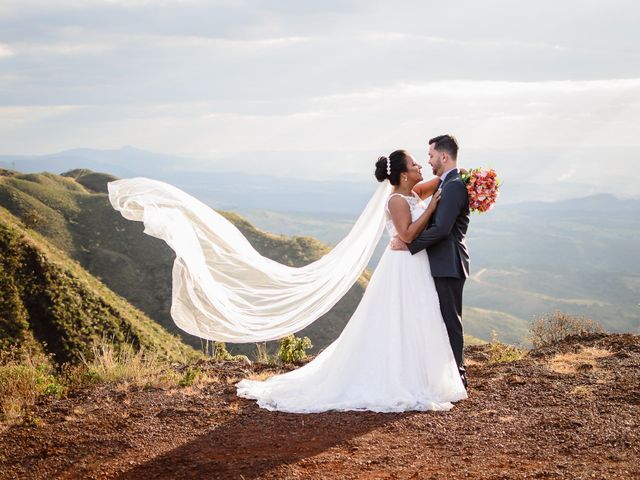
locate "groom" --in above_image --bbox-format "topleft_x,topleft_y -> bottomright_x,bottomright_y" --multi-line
393,134 -> 470,388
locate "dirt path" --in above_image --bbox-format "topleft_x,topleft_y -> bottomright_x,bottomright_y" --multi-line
2,334 -> 639,479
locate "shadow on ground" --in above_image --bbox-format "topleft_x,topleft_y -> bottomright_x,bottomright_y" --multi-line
122,402 -> 409,479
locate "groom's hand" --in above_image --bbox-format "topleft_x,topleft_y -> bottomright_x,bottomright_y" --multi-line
390,236 -> 409,251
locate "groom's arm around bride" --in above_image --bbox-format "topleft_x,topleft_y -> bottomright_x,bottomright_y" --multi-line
400,135 -> 470,386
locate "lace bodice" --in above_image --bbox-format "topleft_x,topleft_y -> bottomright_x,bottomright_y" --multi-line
385,191 -> 426,237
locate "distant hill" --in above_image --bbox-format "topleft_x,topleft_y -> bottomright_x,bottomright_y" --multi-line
240,194 -> 640,344
3,146 -> 639,213
0,147 -> 377,214
464,193 -> 640,338
62,168 -> 118,194
0,203 -> 197,364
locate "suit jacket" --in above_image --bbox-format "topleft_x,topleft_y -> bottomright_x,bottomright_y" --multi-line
408,170 -> 470,278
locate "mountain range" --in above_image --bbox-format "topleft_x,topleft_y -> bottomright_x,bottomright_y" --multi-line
1,146 -> 637,347
2,146 -> 636,214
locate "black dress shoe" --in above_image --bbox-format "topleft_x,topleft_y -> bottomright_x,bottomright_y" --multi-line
459,370 -> 468,389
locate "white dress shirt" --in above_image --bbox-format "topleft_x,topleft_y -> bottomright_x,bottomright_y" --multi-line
439,167 -> 458,185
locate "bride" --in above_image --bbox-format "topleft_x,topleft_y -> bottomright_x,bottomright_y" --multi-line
235,150 -> 467,413
108,150 -> 467,414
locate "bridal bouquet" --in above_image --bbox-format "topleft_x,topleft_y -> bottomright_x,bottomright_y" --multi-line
460,168 -> 500,213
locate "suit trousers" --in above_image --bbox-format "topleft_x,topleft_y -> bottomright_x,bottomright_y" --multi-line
433,276 -> 466,369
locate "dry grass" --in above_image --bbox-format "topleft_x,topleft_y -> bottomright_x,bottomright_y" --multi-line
464,358 -> 482,367
0,340 -> 210,426
245,371 -> 275,381
254,342 -> 271,363
72,343 -> 182,389
547,347 -> 613,375
570,385 -> 595,399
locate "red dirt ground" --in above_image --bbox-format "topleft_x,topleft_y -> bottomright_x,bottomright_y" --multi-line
1,333 -> 639,479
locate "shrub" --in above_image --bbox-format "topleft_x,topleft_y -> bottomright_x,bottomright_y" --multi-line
210,342 -> 250,364
62,365 -> 100,390
530,311 -> 606,348
212,342 -> 233,361
21,209 -> 43,229
277,335 -> 313,364
488,332 -> 526,364
178,366 -> 202,387
0,350 -> 63,424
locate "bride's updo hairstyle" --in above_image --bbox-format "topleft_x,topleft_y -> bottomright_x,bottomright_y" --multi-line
375,150 -> 409,185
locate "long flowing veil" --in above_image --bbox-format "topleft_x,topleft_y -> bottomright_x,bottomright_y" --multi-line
108,177 -> 392,342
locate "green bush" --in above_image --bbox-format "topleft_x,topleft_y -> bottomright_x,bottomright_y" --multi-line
210,342 -> 250,364
178,366 -> 201,387
212,342 -> 233,361
488,332 -> 526,364
277,335 -> 313,364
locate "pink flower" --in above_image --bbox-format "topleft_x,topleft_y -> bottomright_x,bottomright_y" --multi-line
462,168 -> 500,214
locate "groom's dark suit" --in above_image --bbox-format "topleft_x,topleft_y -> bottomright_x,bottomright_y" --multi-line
408,169 -> 470,370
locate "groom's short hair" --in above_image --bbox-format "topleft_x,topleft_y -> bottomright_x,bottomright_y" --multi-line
429,134 -> 459,160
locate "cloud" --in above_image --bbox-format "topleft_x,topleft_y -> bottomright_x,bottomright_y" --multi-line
0,0 -> 638,189
146,34 -> 312,50
13,41 -> 113,56
302,78 -> 640,149
313,78 -> 640,101
0,43 -> 15,57
1,0 -> 205,9
557,169 -> 577,182
0,105 -> 83,132
3,76 -> 637,160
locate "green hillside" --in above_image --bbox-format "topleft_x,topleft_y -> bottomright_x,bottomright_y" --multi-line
0,204 -> 197,364
0,169 -> 180,345
0,169 -> 377,353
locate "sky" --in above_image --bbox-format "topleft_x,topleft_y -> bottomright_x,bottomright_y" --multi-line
0,0 -> 639,189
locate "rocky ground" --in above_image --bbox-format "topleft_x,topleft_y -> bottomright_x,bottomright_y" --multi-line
1,333 -> 639,480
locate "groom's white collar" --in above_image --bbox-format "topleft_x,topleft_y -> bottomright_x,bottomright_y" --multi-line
440,167 -> 458,184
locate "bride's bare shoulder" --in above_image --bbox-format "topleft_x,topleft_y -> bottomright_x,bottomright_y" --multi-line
386,194 -> 411,214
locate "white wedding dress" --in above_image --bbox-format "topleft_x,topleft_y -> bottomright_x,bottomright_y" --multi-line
236,192 -> 468,413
